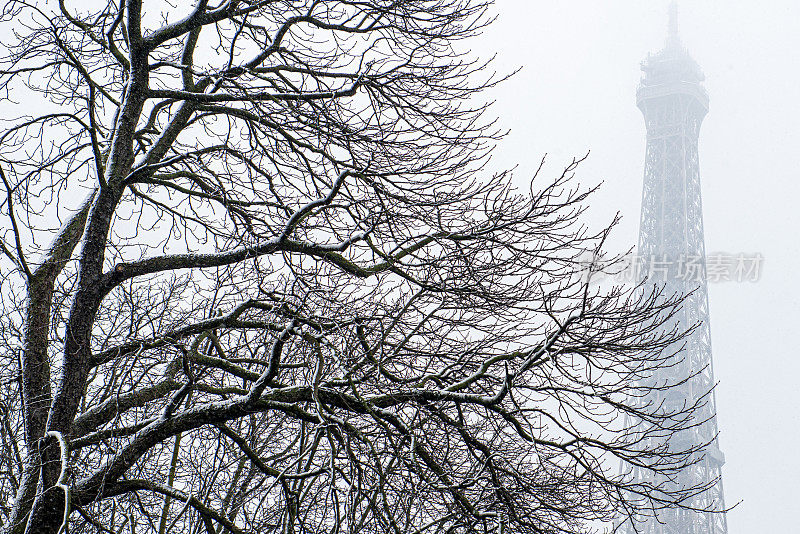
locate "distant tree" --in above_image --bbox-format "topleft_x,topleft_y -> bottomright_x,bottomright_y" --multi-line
0,1 -> 714,533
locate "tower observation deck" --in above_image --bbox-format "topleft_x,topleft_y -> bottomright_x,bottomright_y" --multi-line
621,3 -> 728,533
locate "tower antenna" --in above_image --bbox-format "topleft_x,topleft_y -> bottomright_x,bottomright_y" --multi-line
668,1 -> 680,47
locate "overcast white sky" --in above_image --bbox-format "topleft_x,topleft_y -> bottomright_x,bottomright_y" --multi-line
482,1 -> 800,531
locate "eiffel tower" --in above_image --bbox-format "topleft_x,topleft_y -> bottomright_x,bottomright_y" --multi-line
621,3 -> 728,533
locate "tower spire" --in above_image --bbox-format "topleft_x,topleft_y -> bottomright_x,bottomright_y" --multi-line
667,1 -> 680,48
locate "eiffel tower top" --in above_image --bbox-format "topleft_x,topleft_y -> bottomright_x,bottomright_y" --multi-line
637,1 -> 707,111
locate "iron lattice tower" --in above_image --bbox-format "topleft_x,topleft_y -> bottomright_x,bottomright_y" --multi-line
622,4 -> 728,533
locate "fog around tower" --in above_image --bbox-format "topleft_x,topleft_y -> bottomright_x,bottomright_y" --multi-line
483,1 -> 800,531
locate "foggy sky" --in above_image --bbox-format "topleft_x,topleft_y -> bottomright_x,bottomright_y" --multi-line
483,2 -> 800,531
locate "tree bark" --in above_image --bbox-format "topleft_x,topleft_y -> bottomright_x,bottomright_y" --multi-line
6,193 -> 94,534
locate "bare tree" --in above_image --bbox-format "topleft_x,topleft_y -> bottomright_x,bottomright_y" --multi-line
0,1 -> 716,533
